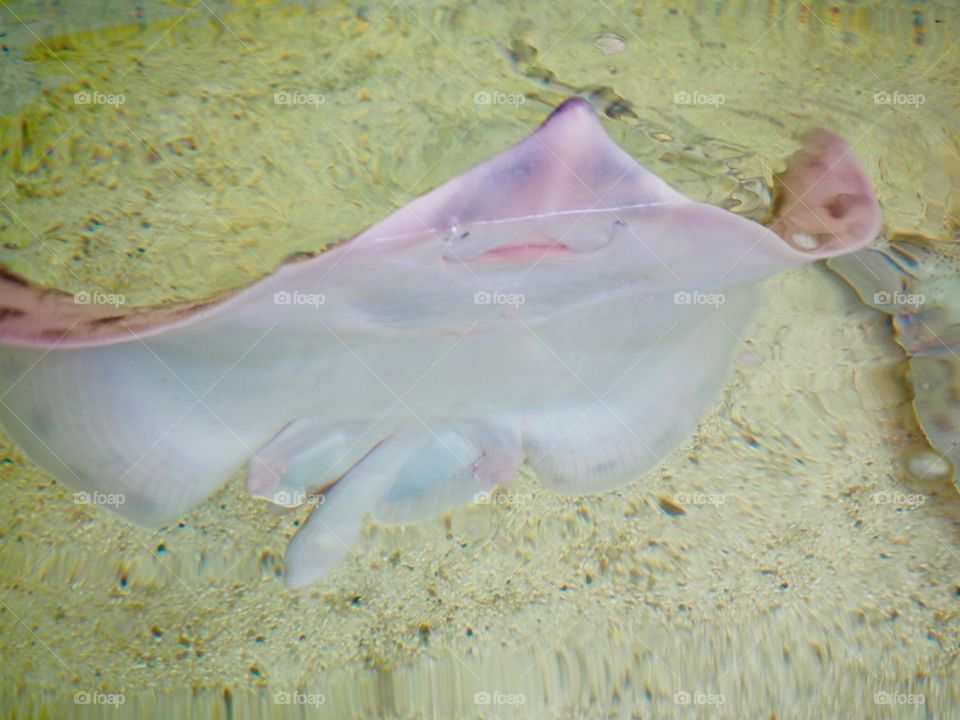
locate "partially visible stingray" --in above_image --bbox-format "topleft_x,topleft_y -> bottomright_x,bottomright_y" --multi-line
0,98 -> 881,588
829,237 -> 959,487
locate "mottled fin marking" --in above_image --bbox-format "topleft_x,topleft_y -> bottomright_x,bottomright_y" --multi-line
0,249 -> 322,349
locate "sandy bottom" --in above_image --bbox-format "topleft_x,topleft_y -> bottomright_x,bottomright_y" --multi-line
0,1 -> 957,718
4,266 -> 958,719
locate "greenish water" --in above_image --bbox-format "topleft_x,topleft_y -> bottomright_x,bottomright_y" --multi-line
0,1 -> 958,718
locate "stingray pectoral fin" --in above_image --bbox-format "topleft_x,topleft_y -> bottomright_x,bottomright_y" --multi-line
0,267 -> 237,349
0,342 -> 251,526
0,250 -> 322,349
769,128 -> 882,258
525,288 -> 756,493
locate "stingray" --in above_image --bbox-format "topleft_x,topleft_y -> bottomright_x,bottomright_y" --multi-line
828,237 -> 959,487
0,98 -> 881,588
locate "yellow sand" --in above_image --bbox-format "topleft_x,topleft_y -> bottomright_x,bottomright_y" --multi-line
0,1 -> 957,718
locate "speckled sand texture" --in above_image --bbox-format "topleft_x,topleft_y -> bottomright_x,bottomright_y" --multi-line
0,1 -> 958,718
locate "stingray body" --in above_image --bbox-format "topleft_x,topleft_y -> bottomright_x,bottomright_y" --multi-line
0,98 -> 880,587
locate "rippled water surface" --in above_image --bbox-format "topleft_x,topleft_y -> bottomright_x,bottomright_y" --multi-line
0,1 -> 958,718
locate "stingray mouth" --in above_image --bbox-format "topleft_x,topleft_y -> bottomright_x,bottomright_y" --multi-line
476,237 -> 572,261
442,233 -> 588,264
